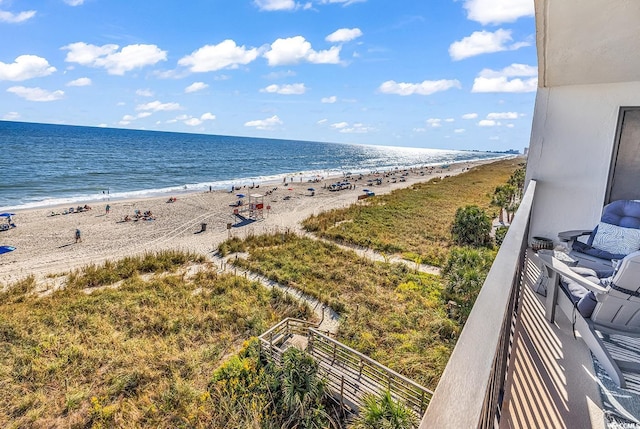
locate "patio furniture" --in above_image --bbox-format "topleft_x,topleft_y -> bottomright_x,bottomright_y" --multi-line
535,250 -> 640,388
558,199 -> 640,270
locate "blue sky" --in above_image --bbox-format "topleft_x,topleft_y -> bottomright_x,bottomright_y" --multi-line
0,0 -> 536,151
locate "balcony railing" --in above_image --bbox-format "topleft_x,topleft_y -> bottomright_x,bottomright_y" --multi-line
419,180 -> 537,428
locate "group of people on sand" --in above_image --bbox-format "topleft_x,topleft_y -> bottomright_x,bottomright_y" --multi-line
50,205 -> 92,217
123,210 -> 155,222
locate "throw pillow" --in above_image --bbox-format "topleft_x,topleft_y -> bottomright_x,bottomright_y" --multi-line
591,222 -> 640,256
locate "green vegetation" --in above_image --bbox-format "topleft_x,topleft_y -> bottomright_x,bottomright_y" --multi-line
210,340 -> 340,428
442,247 -> 496,323
222,233 -> 457,389
351,390 -> 417,429
303,158 -> 521,266
0,252 -> 312,428
451,205 -> 492,247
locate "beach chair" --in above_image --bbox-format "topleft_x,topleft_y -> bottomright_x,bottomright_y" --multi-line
558,199 -> 640,270
535,250 -> 640,388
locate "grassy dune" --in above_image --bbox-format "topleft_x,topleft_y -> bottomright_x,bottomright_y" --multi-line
227,233 -> 457,389
0,251 -> 311,428
303,158 -> 522,266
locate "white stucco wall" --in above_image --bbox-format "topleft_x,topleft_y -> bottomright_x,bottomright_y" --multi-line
525,81 -> 640,242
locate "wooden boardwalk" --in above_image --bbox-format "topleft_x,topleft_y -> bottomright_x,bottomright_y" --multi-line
259,318 -> 432,417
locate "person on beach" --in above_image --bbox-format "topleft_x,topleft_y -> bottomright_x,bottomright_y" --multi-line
75,229 -> 82,243
105,204 -> 111,214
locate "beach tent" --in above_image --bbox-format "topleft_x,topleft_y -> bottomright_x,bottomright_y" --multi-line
0,245 -> 16,255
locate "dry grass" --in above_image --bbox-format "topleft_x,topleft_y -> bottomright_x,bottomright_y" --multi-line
0,252 -> 312,428
303,158 -> 522,266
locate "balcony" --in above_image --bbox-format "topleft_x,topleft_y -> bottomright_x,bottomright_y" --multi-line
420,180 -> 639,428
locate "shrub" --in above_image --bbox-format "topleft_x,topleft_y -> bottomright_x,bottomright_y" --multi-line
451,205 -> 492,248
495,226 -> 509,246
442,246 -> 496,323
351,390 -> 417,429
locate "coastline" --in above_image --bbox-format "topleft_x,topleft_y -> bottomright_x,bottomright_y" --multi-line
0,157 -> 507,286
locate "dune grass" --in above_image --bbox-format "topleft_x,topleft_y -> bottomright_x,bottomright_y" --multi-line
226,232 -> 458,389
0,252 -> 312,428
303,158 -> 522,266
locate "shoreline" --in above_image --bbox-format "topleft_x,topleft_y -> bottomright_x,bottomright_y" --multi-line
0,155 -> 512,213
0,157 -> 510,286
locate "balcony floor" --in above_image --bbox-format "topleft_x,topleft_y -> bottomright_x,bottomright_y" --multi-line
499,270 -> 605,429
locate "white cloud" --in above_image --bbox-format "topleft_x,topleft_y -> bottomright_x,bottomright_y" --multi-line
122,114 -> 136,121
463,0 -> 534,25
426,118 -> 442,128
479,63 -> 537,78
472,63 -> 538,93
506,123 -> 515,128
413,127 -> 427,133
254,0 -> 296,11
478,119 -> 498,127
137,112 -> 152,118
0,9 -> 36,23
62,42 -> 167,75
7,86 -> 64,101
136,88 -> 154,97
263,36 -> 341,66
454,128 -> 466,133
445,118 -> 454,122
378,79 -> 461,96
185,81 -> 209,93
136,100 -> 182,112
487,112 -> 518,119
325,28 -> 362,43
98,123 -> 107,128
64,0 -> 84,5
260,83 -> 306,95
3,111 -> 20,120
319,0 -> 365,5
0,55 -> 56,81
67,77 -> 91,87
472,76 -> 537,93
330,121 -> 374,134
178,40 -> 259,72
462,113 -> 478,119
317,118 -> 328,124
244,115 -> 283,130
183,113 -> 215,126
449,29 -> 528,61
321,95 -> 337,103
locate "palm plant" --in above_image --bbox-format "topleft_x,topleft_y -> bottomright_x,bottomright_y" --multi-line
278,348 -> 333,429
351,390 -> 417,429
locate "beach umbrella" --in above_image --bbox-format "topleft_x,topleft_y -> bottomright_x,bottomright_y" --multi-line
236,194 -> 245,198
0,213 -> 15,217
307,187 -> 315,191
0,245 -> 15,255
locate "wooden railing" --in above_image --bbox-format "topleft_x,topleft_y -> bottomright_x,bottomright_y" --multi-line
258,317 -> 317,364
419,180 -> 536,428
258,317 -> 433,418
307,328 -> 432,417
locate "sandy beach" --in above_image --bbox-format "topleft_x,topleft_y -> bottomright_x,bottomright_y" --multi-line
0,159 -> 500,286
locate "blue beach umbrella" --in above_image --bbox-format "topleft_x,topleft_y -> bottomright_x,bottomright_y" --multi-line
0,245 -> 16,255
307,187 -> 315,191
362,189 -> 370,192
236,194 -> 245,198
0,213 -> 15,217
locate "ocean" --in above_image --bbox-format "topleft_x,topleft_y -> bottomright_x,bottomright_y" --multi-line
0,121 -> 506,211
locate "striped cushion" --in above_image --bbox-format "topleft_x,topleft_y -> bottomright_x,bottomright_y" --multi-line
592,222 -> 640,256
